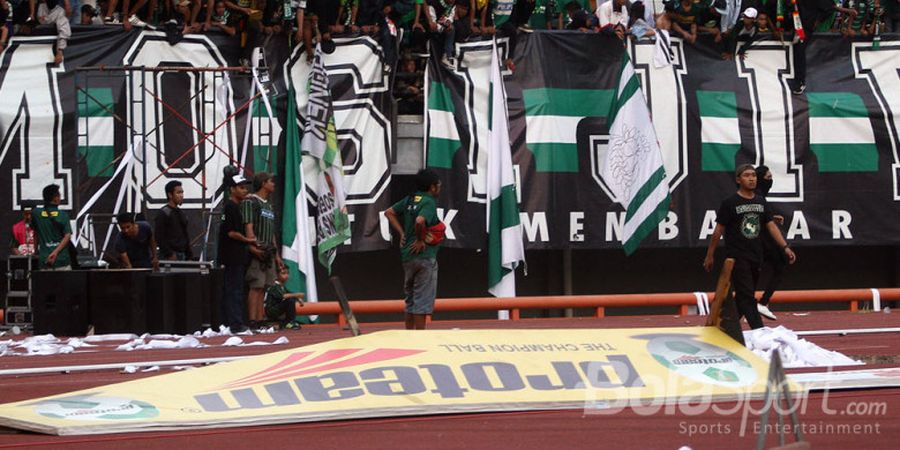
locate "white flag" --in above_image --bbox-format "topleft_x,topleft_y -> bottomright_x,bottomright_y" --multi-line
602,53 -> 670,255
487,39 -> 525,307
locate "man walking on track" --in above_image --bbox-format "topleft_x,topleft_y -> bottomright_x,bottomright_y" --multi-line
384,169 -> 445,330
704,164 -> 797,332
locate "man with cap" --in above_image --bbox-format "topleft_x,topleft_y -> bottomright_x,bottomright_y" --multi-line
218,171 -> 256,333
703,164 -> 796,341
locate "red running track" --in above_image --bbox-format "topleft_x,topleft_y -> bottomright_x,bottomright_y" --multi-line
1,310 -> 898,449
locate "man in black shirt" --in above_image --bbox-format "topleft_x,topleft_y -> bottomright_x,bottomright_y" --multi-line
704,164 -> 796,335
217,173 -> 255,333
155,180 -> 193,261
115,212 -> 158,270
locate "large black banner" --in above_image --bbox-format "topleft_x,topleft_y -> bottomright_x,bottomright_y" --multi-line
426,32 -> 900,250
0,27 -> 395,259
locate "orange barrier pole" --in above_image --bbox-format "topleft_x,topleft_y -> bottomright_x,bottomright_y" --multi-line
297,288 -> 900,324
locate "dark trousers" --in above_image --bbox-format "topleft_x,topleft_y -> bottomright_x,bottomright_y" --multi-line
793,38 -> 807,85
221,264 -> 246,330
731,259 -> 764,329
759,245 -> 787,305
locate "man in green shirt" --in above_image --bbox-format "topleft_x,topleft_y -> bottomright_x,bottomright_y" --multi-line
242,171 -> 281,327
384,169 -> 443,330
31,184 -> 72,270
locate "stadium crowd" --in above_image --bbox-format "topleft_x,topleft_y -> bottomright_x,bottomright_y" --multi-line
2,0 -> 897,73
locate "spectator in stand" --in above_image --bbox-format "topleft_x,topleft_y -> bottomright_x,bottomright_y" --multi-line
336,0 -> 358,31
597,0 -> 628,40
496,0 -> 534,71
788,0 -> 858,95
208,0 -> 236,34
468,0 -> 490,33
527,0 -> 557,29
104,0 -> 159,29
669,0 -> 701,44
491,0 -> 515,29
1,0 -> 10,50
390,0 -> 418,34
80,3 -> 105,23
36,0 -> 70,65
299,0 -> 340,62
115,212 -> 159,270
628,0 -> 656,39
724,6 -> 762,59
756,10 -> 774,32
415,0 -> 458,67
845,0 -> 874,36
394,56 -> 424,114
358,0 -> 383,32
173,0 -> 204,32
564,0 -> 591,30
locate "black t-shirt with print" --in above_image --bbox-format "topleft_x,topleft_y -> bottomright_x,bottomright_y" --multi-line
716,193 -> 774,263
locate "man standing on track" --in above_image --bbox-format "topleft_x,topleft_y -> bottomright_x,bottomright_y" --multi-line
704,164 -> 797,333
384,169 -> 444,330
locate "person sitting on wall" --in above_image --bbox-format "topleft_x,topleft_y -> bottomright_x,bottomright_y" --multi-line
115,212 -> 159,270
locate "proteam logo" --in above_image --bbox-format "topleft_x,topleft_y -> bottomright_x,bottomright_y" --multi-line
194,347 -> 645,412
28,393 -> 159,421
637,333 -> 756,388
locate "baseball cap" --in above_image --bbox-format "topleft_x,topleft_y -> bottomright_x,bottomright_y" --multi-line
231,174 -> 252,186
742,7 -> 758,19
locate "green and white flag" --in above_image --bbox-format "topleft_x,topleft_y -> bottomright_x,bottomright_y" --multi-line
601,53 -> 670,256
282,85 -> 319,317
303,45 -> 351,273
487,39 -> 525,305
77,88 -> 116,177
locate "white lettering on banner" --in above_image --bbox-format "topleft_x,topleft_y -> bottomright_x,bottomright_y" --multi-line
606,211 -> 624,242
631,41 -> 689,190
0,38 -> 73,208
832,210 -> 853,239
520,212 -> 549,242
852,42 -> 900,200
286,37 -> 392,206
658,211 -> 679,240
698,210 -> 717,240
378,210 -> 391,241
737,42 -> 803,201
786,211 -> 810,240
437,208 -> 458,240
123,33 -> 237,210
455,42 -> 496,203
570,212 -> 585,242
344,214 -> 355,245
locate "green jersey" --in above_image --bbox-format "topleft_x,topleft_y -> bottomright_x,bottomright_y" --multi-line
31,205 -> 71,268
241,194 -> 276,249
390,192 -> 440,262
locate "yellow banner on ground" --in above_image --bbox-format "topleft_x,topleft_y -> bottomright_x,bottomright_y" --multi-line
0,327 -> 776,435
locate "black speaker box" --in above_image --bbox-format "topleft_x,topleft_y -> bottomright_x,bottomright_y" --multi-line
32,270 -> 89,336
89,270 -> 149,334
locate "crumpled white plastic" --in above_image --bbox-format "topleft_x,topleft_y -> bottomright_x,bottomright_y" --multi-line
222,336 -> 244,347
743,326 -> 863,368
83,333 -> 139,343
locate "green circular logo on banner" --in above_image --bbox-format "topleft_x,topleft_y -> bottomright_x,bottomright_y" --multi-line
644,335 -> 756,387
33,395 -> 159,421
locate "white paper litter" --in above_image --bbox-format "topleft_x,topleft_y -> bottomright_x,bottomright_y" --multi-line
121,365 -> 138,374
141,365 -> 160,372
272,336 -> 289,345
83,333 -> 139,343
65,338 -> 96,348
743,326 -> 864,368
171,365 -> 196,371
222,336 -> 244,346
